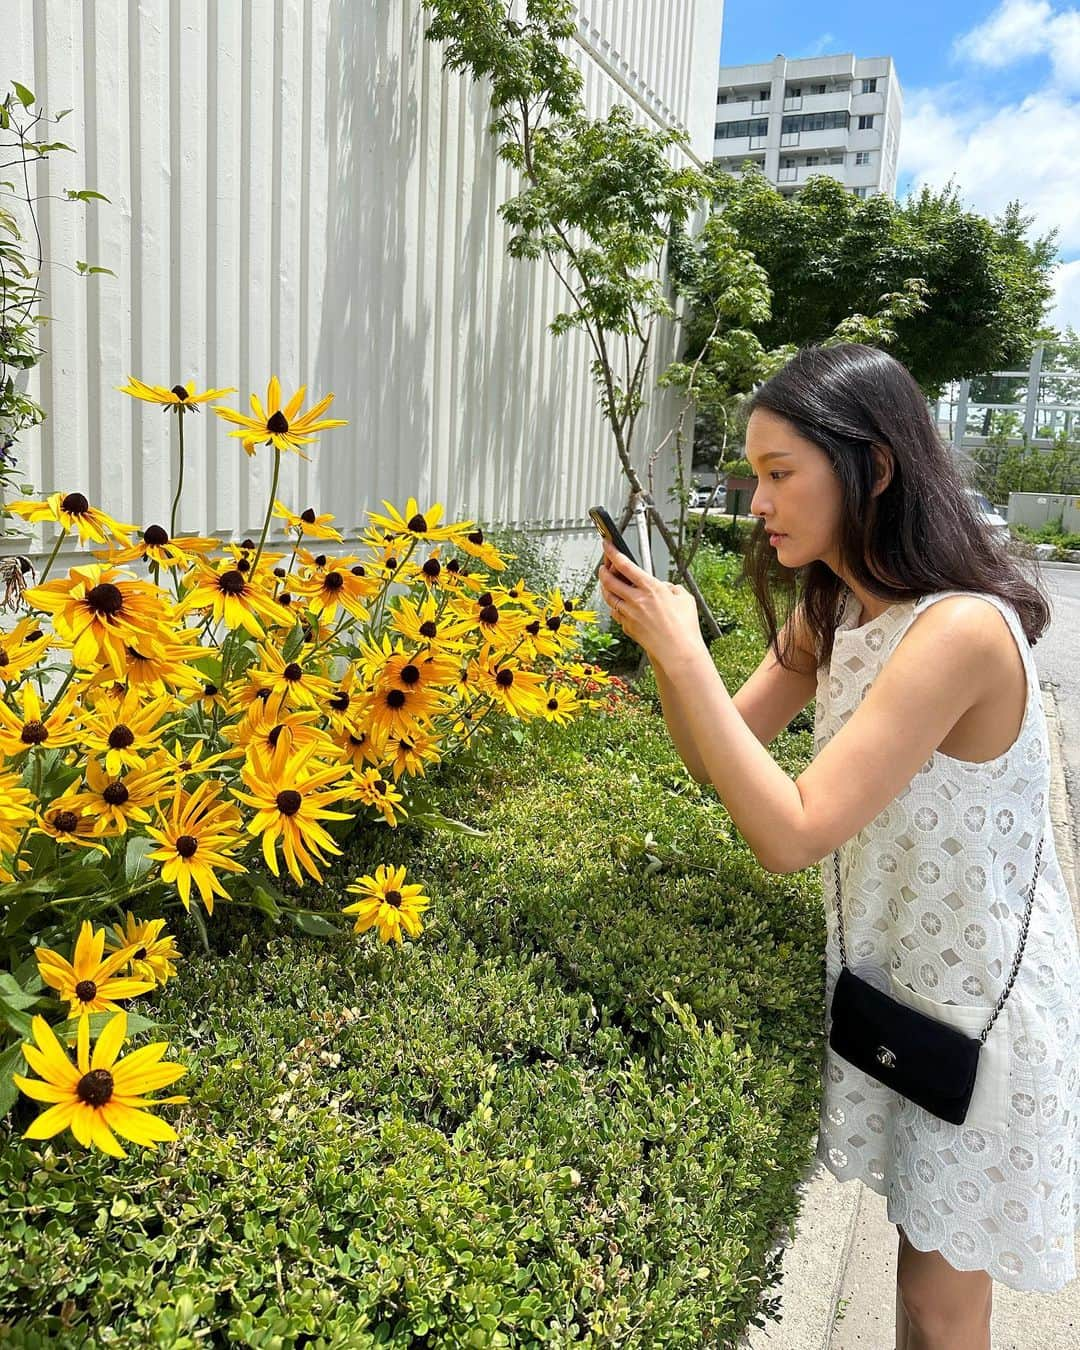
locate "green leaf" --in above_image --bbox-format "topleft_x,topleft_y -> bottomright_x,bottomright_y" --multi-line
64,189 -> 110,204
248,886 -> 282,921
0,1039 -> 26,1119
53,1008 -> 159,1041
290,911 -> 340,938
12,82 -> 35,109
74,261 -> 115,277
0,974 -> 40,1011
281,621 -> 306,662
124,835 -> 156,885
404,809 -> 488,837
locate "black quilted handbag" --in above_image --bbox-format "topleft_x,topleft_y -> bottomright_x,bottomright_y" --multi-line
827,837 -> 1044,1126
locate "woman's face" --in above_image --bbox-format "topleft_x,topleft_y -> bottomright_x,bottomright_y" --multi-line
745,408 -> 845,571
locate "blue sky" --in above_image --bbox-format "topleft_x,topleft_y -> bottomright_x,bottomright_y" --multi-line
720,1 -> 1080,332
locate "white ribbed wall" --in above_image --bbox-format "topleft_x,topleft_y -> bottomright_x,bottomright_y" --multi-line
0,0 -> 724,578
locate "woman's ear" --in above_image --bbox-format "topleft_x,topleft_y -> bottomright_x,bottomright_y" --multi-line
870,443 -> 894,498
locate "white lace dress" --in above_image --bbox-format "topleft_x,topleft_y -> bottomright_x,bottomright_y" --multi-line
814,586 -> 1080,1292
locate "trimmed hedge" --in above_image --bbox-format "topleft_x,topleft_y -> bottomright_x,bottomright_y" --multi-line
0,544 -> 825,1348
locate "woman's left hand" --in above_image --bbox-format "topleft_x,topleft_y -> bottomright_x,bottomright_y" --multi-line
598,538 -> 704,666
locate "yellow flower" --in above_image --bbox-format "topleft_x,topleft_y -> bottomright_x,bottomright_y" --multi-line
103,914 -> 182,986
179,561 -> 285,640
471,654 -> 548,719
35,920 -> 154,1017
0,616 -> 51,682
272,501 -> 343,541
232,739 -> 353,885
0,765 -> 36,880
347,766 -> 408,827
25,563 -> 172,681
0,680 -> 80,758
117,376 -> 236,412
6,492 -> 136,546
13,1010 -> 188,1158
214,376 -> 347,458
78,689 -> 180,777
65,758 -> 175,837
34,801 -> 109,854
342,863 -> 430,944
145,781 -> 246,914
363,498 -> 462,544
246,642 -> 334,711
97,524 -> 221,571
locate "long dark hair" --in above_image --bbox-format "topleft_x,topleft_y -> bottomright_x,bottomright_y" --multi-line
742,343 -> 1051,670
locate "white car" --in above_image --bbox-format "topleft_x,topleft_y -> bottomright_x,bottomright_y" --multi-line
965,488 -> 1010,539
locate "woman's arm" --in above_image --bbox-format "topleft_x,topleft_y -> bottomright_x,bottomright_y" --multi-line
656,609 -> 817,784
659,597 -> 1004,874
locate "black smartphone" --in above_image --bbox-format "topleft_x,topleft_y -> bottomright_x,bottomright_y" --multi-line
588,505 -> 638,567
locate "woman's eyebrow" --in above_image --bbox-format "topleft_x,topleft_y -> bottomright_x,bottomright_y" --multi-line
750,450 -> 793,464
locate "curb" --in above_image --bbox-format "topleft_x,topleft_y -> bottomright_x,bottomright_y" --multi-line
743,683 -> 1080,1349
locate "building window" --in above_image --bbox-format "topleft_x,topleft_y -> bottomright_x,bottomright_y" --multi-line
828,155 -> 843,165
805,155 -> 820,166
782,110 -> 848,134
760,90 -> 769,100
788,86 -> 801,97
855,150 -> 871,166
852,186 -> 869,199
812,83 -> 827,95
715,118 -> 770,140
718,94 -> 728,104
781,157 -> 796,168
861,78 -> 878,94
858,114 -> 875,130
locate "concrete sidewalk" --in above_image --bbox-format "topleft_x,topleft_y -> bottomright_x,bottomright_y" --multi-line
742,684 -> 1080,1349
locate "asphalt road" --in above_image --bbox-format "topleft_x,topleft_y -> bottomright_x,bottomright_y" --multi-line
1031,564 -> 1080,862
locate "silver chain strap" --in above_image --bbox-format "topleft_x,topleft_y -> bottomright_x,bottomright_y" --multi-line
831,834 -> 1044,1046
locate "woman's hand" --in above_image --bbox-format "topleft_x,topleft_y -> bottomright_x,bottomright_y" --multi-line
598,538 -> 704,668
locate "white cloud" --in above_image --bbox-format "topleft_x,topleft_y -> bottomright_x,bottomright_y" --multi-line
952,0 -> 1080,91
800,32 -> 836,58
898,83 -> 1080,330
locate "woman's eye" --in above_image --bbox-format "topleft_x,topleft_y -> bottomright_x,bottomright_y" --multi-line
770,472 -> 788,481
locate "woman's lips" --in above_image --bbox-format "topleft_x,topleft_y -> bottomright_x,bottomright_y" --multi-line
768,532 -> 786,546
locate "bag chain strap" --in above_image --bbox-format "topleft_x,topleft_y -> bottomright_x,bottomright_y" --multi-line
831,834 -> 1044,1046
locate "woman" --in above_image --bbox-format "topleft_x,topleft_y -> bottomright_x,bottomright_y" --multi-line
599,343 -> 1079,1349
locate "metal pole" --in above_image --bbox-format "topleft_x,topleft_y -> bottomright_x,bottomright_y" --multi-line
1024,342 -> 1044,442
630,490 -> 654,576
953,379 -> 970,450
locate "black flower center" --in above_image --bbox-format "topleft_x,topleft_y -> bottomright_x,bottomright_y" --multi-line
236,558 -> 251,573
547,697 -> 558,710
203,682 -> 218,697
496,669 -> 514,687
350,565 -> 365,576
300,508 -> 317,524
108,725 -> 135,749
400,664 -> 420,686
176,834 -> 198,859
384,890 -> 402,908
218,570 -> 246,595
324,572 -> 344,591
419,621 -> 438,638
546,615 -> 562,630
240,538 -> 255,551
314,554 -> 327,568
278,593 -> 293,607
386,689 -> 406,709
134,946 -> 148,960
276,789 -> 302,816
526,620 -> 541,635
480,604 -> 499,624
20,720 -> 48,745
267,410 -> 289,434
170,384 -> 190,401
61,492 -> 89,515
143,524 -> 169,546
447,559 -> 461,573
103,783 -> 130,806
407,514 -> 428,533
52,810 -> 80,833
74,979 -> 98,1005
77,1067 -> 113,1107
422,558 -> 440,577
267,725 -> 285,748
0,651 -> 7,666
87,582 -> 124,616
273,567 -> 287,579
468,530 -> 484,544
283,662 -> 303,682
329,692 -> 350,711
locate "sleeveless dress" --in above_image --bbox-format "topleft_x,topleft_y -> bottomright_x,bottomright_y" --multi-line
814,586 -> 1080,1292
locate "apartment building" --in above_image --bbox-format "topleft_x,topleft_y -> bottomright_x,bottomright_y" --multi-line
713,53 -> 902,199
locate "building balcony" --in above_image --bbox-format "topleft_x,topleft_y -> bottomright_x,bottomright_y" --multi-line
783,90 -> 852,115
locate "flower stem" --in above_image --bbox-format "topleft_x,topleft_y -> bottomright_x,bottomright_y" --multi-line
170,410 -> 186,538
37,525 -> 69,585
252,447 -> 282,576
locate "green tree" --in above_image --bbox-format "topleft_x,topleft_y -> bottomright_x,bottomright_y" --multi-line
698,170 -> 1057,398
